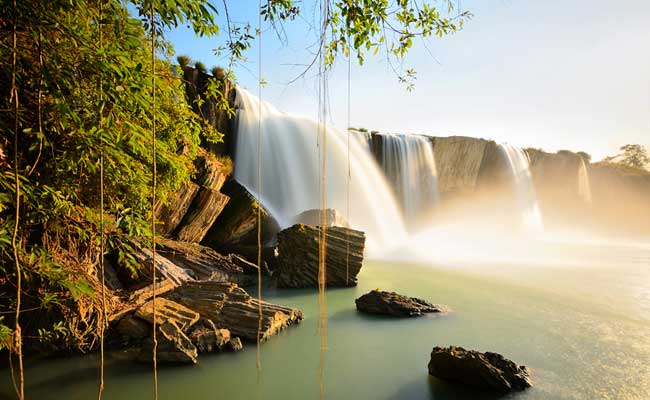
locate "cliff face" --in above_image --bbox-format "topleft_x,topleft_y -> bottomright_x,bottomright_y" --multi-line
589,162 -> 650,236
432,136 -> 494,196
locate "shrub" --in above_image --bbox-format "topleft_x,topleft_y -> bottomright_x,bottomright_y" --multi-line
211,66 -> 226,79
194,61 -> 207,73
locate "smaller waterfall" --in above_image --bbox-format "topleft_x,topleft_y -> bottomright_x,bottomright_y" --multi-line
578,158 -> 592,204
378,133 -> 439,227
351,129 -> 373,152
499,144 -> 544,232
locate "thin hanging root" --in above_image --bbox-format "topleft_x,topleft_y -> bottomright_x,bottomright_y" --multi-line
345,33 -> 351,286
150,2 -> 159,399
10,0 -> 25,398
317,2 -> 331,399
97,1 -> 106,398
255,0 -> 263,385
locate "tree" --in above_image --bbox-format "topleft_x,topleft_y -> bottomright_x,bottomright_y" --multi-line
619,144 -> 649,169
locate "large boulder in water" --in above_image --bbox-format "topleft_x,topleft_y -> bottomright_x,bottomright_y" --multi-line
355,290 -> 445,317
275,224 -> 365,288
428,346 -> 532,391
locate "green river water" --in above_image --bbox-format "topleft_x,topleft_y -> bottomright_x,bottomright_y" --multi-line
2,239 -> 649,400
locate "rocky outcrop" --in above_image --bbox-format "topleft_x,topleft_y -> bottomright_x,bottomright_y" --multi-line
355,290 -> 445,317
181,65 -> 236,155
432,136 -> 496,196
167,280 -> 303,342
589,162 -> 650,235
188,318 -> 232,353
292,208 -> 349,227
174,188 -> 230,243
201,180 -> 280,261
428,346 -> 532,391
275,224 -> 365,288
154,182 -> 201,236
194,149 -> 230,191
138,320 -> 199,364
134,297 -> 200,332
156,239 -> 257,285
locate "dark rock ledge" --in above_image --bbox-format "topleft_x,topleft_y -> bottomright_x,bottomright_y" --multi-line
355,290 -> 446,317
428,346 -> 532,391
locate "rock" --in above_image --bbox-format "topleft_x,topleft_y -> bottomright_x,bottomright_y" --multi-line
156,239 -> 257,285
109,279 -> 177,322
194,149 -> 230,191
355,290 -> 445,317
138,320 -> 198,364
227,337 -> 243,352
175,188 -> 230,243
135,297 -> 200,332
188,319 -> 232,353
167,280 -> 303,342
128,243 -> 193,285
154,182 -> 200,236
275,224 -> 365,288
116,315 -> 151,342
201,180 -> 280,260
427,346 -> 532,391
292,209 -> 349,227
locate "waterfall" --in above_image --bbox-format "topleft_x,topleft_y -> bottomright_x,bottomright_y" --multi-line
578,158 -> 592,204
232,87 -> 407,252
377,133 -> 439,227
499,144 -> 544,232
351,129 -> 373,151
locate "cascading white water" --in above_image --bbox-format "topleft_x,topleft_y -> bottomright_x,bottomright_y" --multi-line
499,144 -> 544,232
578,158 -> 592,204
351,129 -> 373,151
378,133 -> 439,227
232,87 -> 407,253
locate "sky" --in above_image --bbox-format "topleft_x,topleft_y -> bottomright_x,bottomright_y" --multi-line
164,0 -> 650,161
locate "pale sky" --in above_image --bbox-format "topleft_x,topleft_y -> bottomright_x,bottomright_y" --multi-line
166,0 -> 650,161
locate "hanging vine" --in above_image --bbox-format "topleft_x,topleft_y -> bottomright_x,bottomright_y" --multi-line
9,0 -> 25,397
150,1 -> 159,398
256,0 -> 264,383
97,0 -> 107,398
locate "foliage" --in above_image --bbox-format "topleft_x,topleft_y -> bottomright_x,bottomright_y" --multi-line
177,54 -> 191,67
577,151 -> 591,163
211,66 -> 226,79
0,0 -> 220,349
618,144 -> 649,169
194,61 -> 207,73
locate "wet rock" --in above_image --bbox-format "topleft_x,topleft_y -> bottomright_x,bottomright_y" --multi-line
175,188 -> 230,243
201,180 -> 280,260
135,297 -> 200,332
188,319 -> 232,353
138,320 -> 198,364
427,346 -> 532,391
116,315 -> 151,342
275,224 -> 365,288
168,280 -> 303,342
292,208 -> 350,227
355,290 -> 445,317
227,337 -> 243,352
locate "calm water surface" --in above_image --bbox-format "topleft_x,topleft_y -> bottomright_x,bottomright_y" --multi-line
2,240 -> 649,400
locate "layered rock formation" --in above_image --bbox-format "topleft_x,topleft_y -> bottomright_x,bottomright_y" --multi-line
168,280 -> 303,341
275,224 -> 365,288
428,346 -> 532,391
201,180 -> 280,265
355,290 -> 445,317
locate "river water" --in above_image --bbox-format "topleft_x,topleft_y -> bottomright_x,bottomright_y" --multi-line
1,238 -> 649,400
